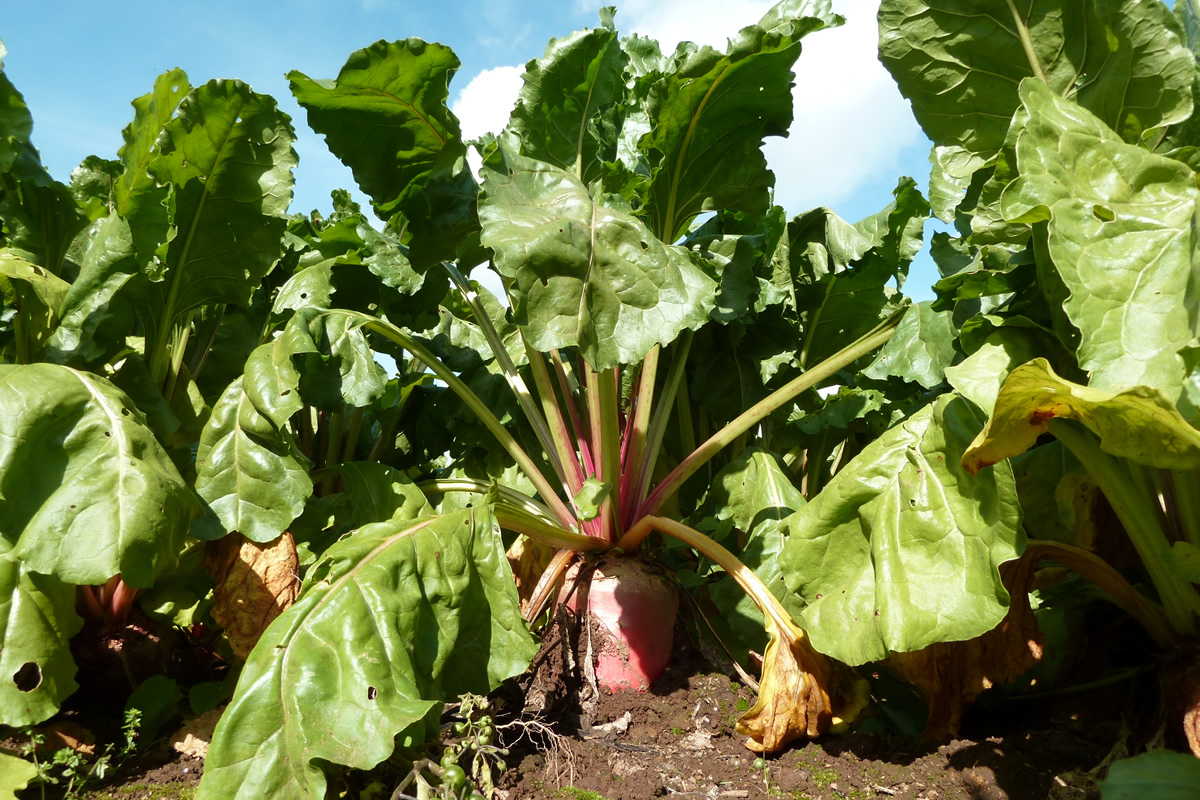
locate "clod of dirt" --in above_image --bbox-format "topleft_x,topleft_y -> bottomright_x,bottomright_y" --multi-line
961,766 -> 1008,800
169,705 -> 224,759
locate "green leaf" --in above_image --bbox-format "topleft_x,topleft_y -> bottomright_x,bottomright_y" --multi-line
114,69 -> 191,268
945,325 -> 1049,415
705,448 -> 805,662
781,395 -> 1022,665
508,20 -> 624,183
0,561 -> 80,726
289,40 -> 476,267
318,462 -> 433,532
862,302 -> 955,389
478,150 -> 716,368
879,0 -> 1194,161
46,214 -> 139,366
198,507 -> 537,800
0,253 -> 69,362
1001,80 -> 1200,400
125,674 -> 181,742
0,42 -> 33,175
242,314 -> 319,430
134,79 -> 295,374
640,3 -> 837,240
572,477 -> 611,522
0,748 -> 39,799
962,359 -> 1200,474
1164,540 -> 1200,583
193,376 -> 313,543
0,363 -> 196,587
1100,750 -> 1200,800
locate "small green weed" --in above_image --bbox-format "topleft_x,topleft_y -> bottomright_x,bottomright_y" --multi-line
557,787 -> 610,800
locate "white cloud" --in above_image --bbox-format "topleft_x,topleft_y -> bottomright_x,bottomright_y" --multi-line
451,65 -> 524,141
614,0 -> 925,218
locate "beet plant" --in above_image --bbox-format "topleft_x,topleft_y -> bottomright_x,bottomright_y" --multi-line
192,3 -> 1026,796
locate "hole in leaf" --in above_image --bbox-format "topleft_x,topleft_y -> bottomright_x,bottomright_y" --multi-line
172,84 -> 179,92
104,431 -> 111,437
1093,204 -> 1115,222
14,662 -> 41,692
909,499 -> 916,507
121,408 -> 131,416
367,686 -> 378,701
300,293 -> 308,299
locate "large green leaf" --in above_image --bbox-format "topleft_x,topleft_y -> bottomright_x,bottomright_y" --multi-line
0,363 -> 196,587
192,376 -> 312,543
1001,80 -> 1200,400
0,561 -> 80,726
478,150 -> 716,368
197,507 -> 537,800
508,18 -> 625,184
131,79 -> 295,366
289,40 -> 476,267
639,1 -> 837,240
780,395 -> 1022,665
879,0 -> 1194,161
962,359 -> 1200,474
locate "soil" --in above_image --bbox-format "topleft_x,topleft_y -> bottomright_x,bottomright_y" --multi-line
11,612 -> 1136,800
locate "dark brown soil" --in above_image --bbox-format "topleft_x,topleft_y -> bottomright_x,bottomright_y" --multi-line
495,668 -> 1112,800
493,611 -> 1116,800
12,610 -> 1130,800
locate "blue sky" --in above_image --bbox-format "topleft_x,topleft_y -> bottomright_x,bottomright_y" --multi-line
3,0 -> 937,295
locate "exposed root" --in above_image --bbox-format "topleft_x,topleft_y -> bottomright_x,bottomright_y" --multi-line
498,716 -> 577,786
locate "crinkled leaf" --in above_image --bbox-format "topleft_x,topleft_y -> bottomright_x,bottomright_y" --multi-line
879,0 -> 1193,162
1002,80 -> 1200,400
479,151 -> 716,368
962,359 -> 1200,474
945,324 -> 1061,415
114,69 -> 190,267
862,302 -> 955,389
132,79 -> 295,345
242,314 -> 319,430
193,376 -> 313,543
0,363 -> 195,586
198,507 -> 537,800
289,40 -> 477,267
272,259 -> 334,316
640,2 -> 837,240
508,20 -> 624,184
0,561 -> 80,726
781,395 -> 1022,665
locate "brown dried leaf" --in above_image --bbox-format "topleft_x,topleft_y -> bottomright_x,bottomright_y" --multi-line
735,617 -> 868,753
34,721 -> 95,757
889,552 -> 1044,739
206,531 -> 300,660
506,536 -> 557,614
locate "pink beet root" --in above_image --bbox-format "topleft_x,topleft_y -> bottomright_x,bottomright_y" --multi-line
563,556 -> 679,692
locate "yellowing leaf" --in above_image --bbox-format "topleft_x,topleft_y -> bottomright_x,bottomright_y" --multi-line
962,359 -> 1200,475
735,616 -> 867,753
889,551 -> 1044,739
